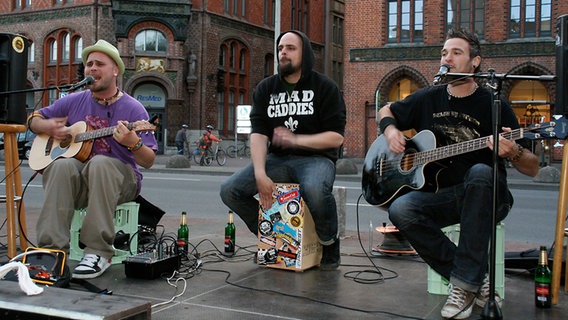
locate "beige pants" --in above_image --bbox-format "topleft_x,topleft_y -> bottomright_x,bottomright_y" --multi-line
37,155 -> 137,259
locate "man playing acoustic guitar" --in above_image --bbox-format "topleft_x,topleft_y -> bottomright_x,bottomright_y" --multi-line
377,29 -> 538,319
27,40 -> 157,279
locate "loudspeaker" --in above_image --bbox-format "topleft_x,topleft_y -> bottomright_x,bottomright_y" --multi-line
556,14 -> 568,117
0,33 -> 29,124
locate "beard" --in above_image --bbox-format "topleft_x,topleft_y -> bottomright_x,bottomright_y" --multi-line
278,60 -> 300,77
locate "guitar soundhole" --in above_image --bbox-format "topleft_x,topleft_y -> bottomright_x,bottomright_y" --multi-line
400,150 -> 416,172
59,135 -> 72,148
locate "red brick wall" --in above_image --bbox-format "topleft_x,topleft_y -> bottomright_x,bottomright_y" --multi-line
343,1 -> 568,158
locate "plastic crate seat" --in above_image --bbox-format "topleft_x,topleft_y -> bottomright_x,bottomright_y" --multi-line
69,202 -> 139,264
427,222 -> 505,299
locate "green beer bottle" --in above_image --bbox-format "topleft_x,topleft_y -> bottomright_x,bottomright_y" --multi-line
224,210 -> 236,256
177,211 -> 189,256
534,245 -> 551,308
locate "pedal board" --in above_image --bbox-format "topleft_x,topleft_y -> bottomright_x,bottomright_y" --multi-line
123,251 -> 180,279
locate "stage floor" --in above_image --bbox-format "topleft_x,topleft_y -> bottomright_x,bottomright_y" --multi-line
2,214 -> 567,320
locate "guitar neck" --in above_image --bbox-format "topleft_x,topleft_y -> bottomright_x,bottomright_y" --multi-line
415,128 -> 524,165
74,123 -> 135,143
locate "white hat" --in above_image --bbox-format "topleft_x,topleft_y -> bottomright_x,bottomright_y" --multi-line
82,39 -> 125,75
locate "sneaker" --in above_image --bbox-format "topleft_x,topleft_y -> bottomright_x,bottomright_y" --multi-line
72,254 -> 111,279
441,284 -> 476,319
475,275 -> 503,308
320,238 -> 340,271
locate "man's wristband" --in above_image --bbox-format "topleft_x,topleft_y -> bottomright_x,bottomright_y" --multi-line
507,144 -> 524,162
127,138 -> 143,151
379,117 -> 397,133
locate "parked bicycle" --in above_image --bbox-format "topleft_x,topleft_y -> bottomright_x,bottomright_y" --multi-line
197,142 -> 227,166
226,139 -> 250,158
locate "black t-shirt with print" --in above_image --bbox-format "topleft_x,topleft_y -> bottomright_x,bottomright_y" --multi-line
389,84 -> 525,188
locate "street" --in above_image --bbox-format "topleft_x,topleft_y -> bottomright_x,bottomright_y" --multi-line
8,165 -> 560,248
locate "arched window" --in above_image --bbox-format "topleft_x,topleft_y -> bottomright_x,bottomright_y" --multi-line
75,37 -> 83,61
43,30 -> 85,106
49,39 -> 57,63
62,33 -> 70,61
135,30 -> 167,53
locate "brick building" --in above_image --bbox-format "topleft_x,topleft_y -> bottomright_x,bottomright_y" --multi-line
0,0 -> 345,153
343,0 -> 568,161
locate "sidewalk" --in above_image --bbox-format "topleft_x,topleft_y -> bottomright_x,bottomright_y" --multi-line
147,154 -> 561,191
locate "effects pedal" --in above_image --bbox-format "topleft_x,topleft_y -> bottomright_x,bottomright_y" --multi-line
123,251 -> 180,279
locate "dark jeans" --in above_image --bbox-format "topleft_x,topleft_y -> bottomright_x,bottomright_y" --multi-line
387,163 -> 512,292
220,154 -> 338,244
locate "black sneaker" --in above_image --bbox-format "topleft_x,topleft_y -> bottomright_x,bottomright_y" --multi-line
320,238 -> 340,271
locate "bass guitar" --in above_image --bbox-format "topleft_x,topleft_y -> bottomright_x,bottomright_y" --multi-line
29,120 -> 156,171
361,121 -> 558,209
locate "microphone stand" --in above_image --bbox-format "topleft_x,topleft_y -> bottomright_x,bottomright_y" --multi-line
443,69 -> 556,320
0,83 -> 80,96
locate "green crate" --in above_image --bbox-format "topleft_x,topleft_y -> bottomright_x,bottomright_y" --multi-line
427,223 -> 505,299
69,202 -> 139,264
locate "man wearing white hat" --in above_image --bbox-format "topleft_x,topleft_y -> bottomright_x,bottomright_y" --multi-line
28,39 -> 158,279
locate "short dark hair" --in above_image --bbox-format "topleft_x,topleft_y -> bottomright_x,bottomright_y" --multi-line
446,28 -> 482,72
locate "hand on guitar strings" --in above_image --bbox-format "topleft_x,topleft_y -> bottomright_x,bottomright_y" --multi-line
486,127 -> 518,159
113,120 -> 139,147
46,117 -> 70,141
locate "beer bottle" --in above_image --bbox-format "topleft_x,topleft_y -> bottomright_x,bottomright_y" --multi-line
535,245 -> 551,308
177,211 -> 189,256
224,210 -> 236,256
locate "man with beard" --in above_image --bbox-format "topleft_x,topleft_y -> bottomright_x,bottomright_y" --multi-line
28,39 -> 158,279
220,30 -> 346,270
378,29 -> 538,318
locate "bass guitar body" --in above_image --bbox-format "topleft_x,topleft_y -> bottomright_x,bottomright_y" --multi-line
362,130 -> 438,208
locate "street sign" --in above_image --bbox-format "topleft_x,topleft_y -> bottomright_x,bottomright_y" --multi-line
236,105 -> 252,134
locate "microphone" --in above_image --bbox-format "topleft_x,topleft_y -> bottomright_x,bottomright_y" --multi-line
433,64 -> 450,85
64,76 -> 94,92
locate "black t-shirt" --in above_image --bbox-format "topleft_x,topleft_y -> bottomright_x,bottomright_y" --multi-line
389,84 -> 526,188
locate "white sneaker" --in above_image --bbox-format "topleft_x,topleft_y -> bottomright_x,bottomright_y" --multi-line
441,284 -> 476,319
72,254 -> 111,279
475,275 -> 503,308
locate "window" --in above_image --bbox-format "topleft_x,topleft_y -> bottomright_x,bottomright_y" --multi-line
388,0 -> 424,43
510,0 -> 552,38
333,15 -> 344,46
62,33 -> 70,61
28,42 -> 34,64
49,39 -> 57,63
42,30 -> 88,107
218,40 -> 249,135
446,0 -> 484,38
291,0 -> 308,33
264,0 -> 275,27
224,0 -> 230,13
264,54 -> 274,77
75,37 -> 83,61
135,30 -> 167,53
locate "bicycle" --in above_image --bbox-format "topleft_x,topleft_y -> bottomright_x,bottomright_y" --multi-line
198,142 -> 227,166
191,141 -> 202,165
226,139 -> 250,158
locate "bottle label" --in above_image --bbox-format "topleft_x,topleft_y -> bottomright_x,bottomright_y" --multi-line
224,236 -> 235,253
535,283 -> 550,296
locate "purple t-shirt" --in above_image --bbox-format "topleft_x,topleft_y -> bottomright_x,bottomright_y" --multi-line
38,90 -> 158,193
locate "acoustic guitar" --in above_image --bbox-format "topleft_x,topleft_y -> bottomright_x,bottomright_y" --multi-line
29,120 -> 156,171
361,121 -> 560,209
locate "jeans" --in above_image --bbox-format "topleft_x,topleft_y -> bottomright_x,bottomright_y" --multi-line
387,163 -> 512,292
220,154 -> 338,244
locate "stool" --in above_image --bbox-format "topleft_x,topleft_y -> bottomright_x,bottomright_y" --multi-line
69,202 -> 139,264
0,124 -> 28,258
427,222 -> 505,299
